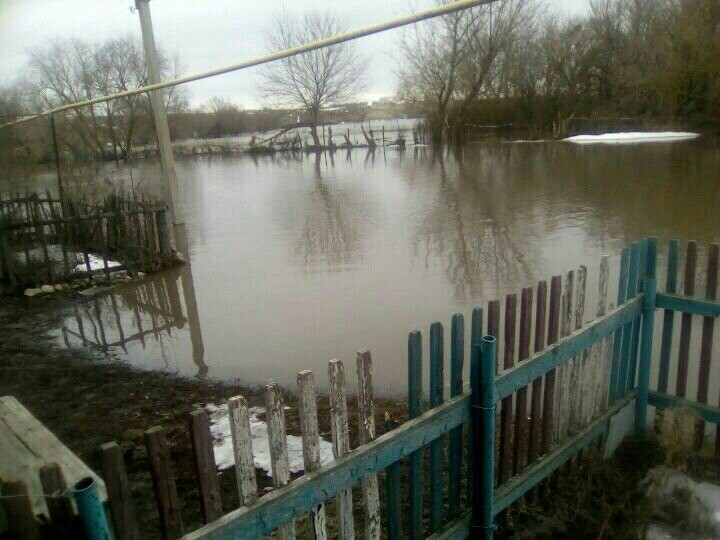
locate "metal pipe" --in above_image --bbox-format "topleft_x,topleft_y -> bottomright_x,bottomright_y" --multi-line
73,476 -> 112,540
471,336 -> 496,539
0,0 -> 498,130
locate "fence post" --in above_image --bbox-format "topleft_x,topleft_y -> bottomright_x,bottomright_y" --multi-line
471,336 -> 496,540
635,237 -> 657,436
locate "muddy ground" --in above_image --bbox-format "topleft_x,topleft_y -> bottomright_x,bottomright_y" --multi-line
1,291 -> 711,539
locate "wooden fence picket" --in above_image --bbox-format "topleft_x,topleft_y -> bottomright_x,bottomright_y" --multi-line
297,371 -> 328,539
101,442 -> 140,540
145,426 -> 184,539
329,360 -> 354,540
555,270 -> 574,442
528,280 -> 547,462
429,322 -> 444,532
188,409 -> 223,523
696,243 -> 718,447
513,287 -> 532,475
39,463 -> 75,539
407,331 -> 423,540
541,275 -> 562,453
448,313 -> 464,520
356,352 -> 381,539
228,396 -> 259,507
1,480 -> 40,540
591,256 -> 610,419
499,294 -> 516,484
265,383 -> 296,540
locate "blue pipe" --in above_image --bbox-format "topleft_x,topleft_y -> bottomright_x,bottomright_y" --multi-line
73,477 -> 112,540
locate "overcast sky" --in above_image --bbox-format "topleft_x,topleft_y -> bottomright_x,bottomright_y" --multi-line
0,0 -> 590,109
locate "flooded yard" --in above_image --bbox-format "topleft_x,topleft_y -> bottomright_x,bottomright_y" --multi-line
13,137 -> 720,395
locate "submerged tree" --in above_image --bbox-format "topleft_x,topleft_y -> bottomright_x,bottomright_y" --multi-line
260,10 -> 366,148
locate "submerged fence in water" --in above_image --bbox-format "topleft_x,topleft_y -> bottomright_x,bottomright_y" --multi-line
2,237 -> 720,539
0,192 -> 174,288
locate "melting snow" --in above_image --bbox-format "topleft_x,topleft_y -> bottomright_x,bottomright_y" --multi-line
206,403 -> 334,478
73,253 -> 122,273
564,132 -> 700,145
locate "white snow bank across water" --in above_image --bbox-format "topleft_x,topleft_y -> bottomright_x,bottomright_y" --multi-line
564,131 -> 700,145
73,253 -> 121,273
206,404 -> 334,477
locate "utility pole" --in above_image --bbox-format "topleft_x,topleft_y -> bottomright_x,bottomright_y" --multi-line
136,0 -> 183,228
49,114 -> 68,217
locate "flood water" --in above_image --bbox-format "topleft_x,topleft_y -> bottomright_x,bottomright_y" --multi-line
19,136 -> 720,396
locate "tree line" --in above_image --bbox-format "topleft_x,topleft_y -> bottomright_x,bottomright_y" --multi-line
399,0 -> 720,142
3,0 -> 717,164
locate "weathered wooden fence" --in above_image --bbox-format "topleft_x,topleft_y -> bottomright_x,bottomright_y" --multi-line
2,237 -> 720,539
0,192 -> 173,288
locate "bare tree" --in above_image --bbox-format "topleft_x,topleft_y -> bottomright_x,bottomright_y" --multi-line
27,36 -> 188,161
398,0 -> 537,142
260,11 -> 366,148
203,97 -> 244,137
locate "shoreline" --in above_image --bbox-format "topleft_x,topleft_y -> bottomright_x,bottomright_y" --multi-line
0,293 -> 408,537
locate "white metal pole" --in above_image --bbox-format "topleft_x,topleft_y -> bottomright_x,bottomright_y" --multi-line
136,0 -> 183,227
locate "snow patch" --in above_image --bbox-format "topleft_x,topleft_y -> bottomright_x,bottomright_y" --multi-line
73,253 -> 122,273
564,132 -> 700,145
206,403 -> 334,478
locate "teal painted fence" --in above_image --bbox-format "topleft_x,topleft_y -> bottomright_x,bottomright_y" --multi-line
64,238 -> 719,540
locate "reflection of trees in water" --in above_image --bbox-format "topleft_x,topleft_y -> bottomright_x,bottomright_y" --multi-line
415,146 -> 535,303
294,152 -> 364,269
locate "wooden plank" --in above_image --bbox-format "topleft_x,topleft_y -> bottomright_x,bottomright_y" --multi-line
407,330 -> 423,540
39,463 -> 75,539
649,392 -> 720,426
555,270 -> 574,443
356,352 -> 380,540
429,322 -> 444,533
628,239 -> 649,389
676,240 -> 697,398
265,383 -> 296,540
183,393 -> 471,540
655,240 -> 679,431
513,287 -> 532,475
296,371 -> 328,539
570,265 -> 587,432
591,256 -> 610,418
328,361 -> 354,540
188,410 -> 223,523
618,242 -> 640,396
145,426 -> 184,539
528,280 -> 547,463
0,396 -> 106,515
1,480 -> 40,540
499,294 -> 516,484
101,442 -> 140,540
610,248 -> 630,402
487,300 -> 500,371
384,415 -> 402,540
655,293 -> 720,318
227,396 -> 258,507
696,244 -> 718,447
541,276 -> 561,454
447,313 -> 464,521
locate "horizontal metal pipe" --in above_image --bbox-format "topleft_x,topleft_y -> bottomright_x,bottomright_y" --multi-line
0,0 -> 498,131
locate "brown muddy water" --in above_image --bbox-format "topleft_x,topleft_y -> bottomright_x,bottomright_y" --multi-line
10,137 -> 720,396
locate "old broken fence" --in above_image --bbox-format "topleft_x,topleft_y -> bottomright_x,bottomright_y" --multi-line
2,237 -> 720,540
0,192 -> 173,288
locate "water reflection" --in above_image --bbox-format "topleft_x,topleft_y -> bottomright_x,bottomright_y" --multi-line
60,225 -> 207,377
